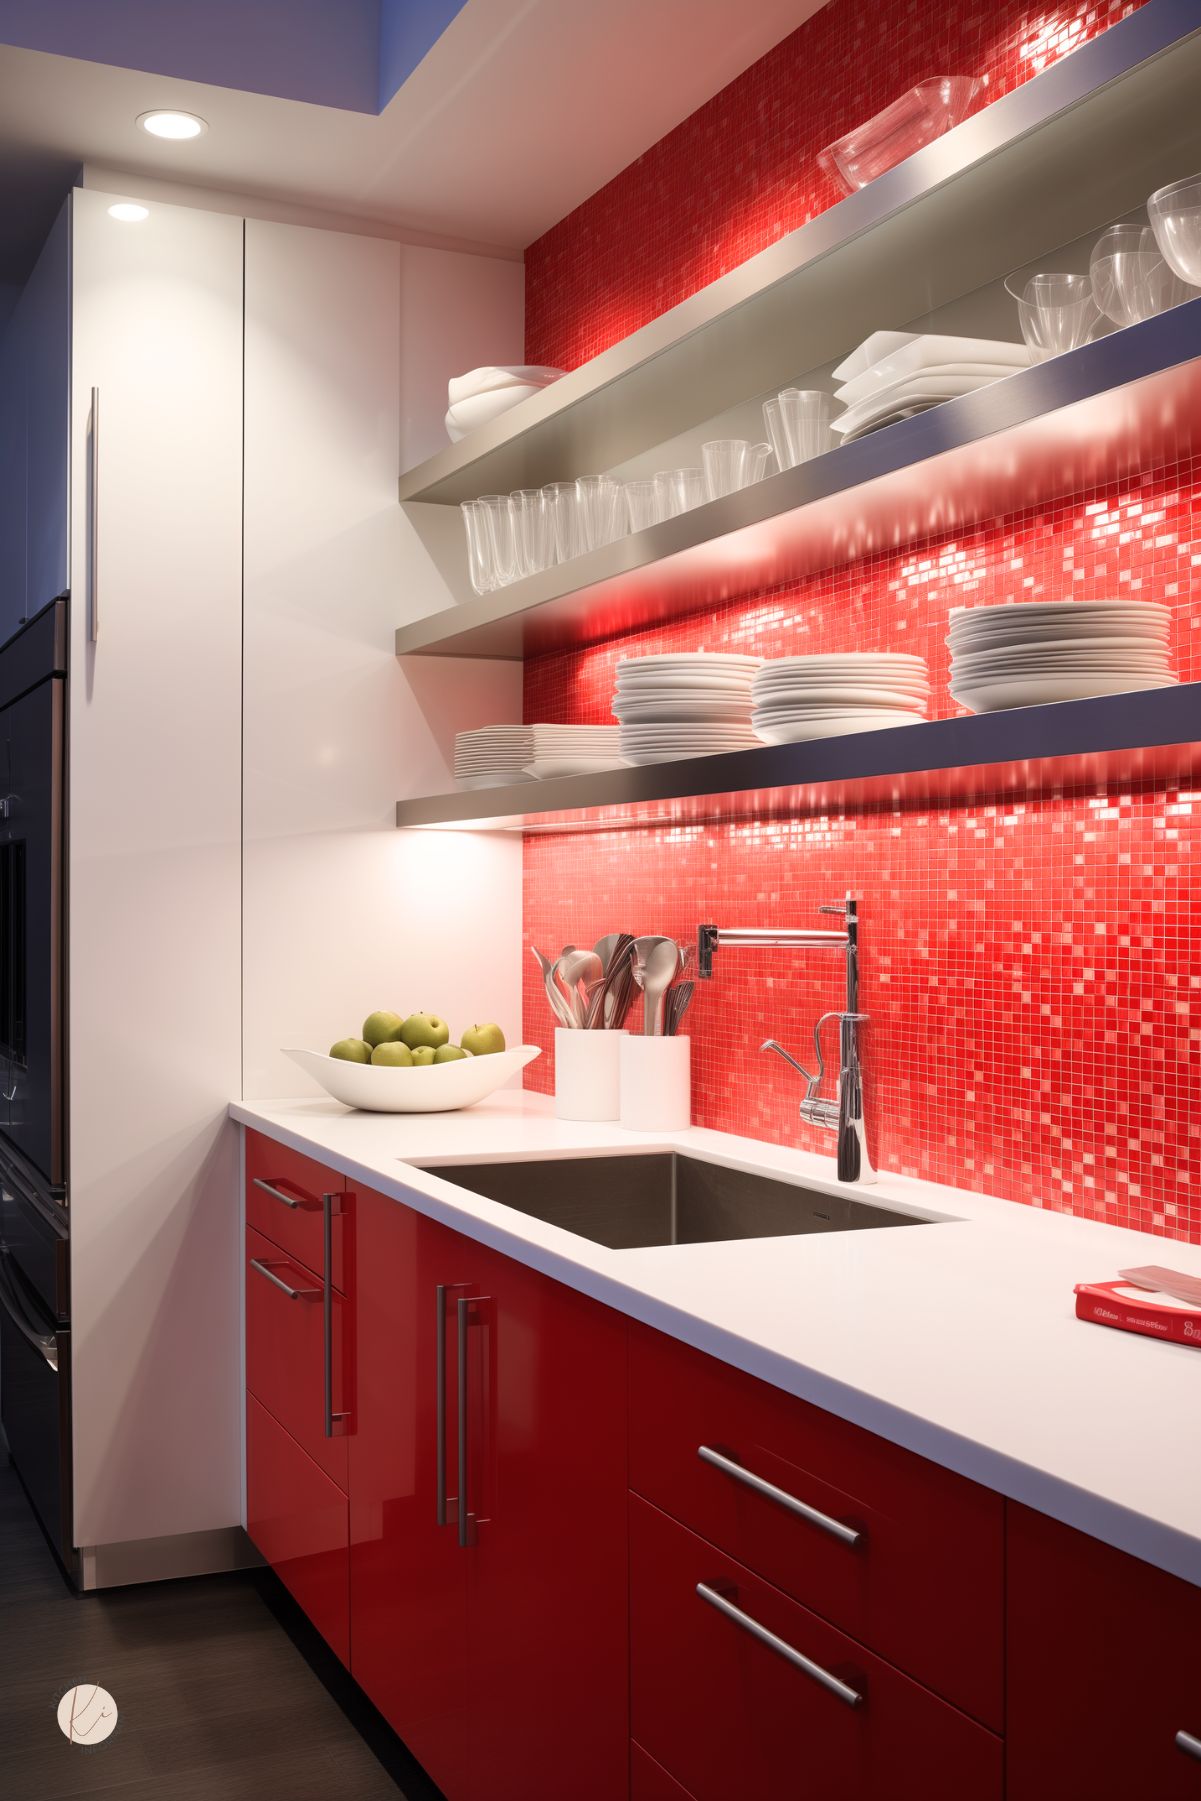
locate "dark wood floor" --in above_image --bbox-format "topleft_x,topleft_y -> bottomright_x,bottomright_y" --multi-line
0,1454 -> 444,1800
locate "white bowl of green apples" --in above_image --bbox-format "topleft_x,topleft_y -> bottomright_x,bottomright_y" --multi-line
287,1011 -> 540,1114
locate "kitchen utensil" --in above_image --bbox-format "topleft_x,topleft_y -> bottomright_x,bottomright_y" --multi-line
285,1045 -> 541,1113
819,76 -> 980,193
576,475 -> 624,551
559,947 -> 604,1023
619,1034 -> 691,1130
532,946 -> 578,1030
657,467 -> 705,516
543,481 -> 583,563
1090,224 -> 1190,326
1147,173 -> 1201,286
633,936 -> 682,1036
585,933 -> 637,1028
777,389 -> 836,465
1005,271 -> 1100,361
664,980 -> 694,1036
550,953 -> 587,1028
460,499 -> 495,594
478,494 -> 521,585
593,932 -> 626,974
554,1027 -> 622,1120
511,488 -> 553,576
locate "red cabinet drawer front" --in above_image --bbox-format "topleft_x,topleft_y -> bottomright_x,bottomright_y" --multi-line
247,1393 -> 349,1665
245,1225 -> 349,1490
245,1129 -> 347,1292
632,1741 -> 697,1801
630,1495 -> 1001,1801
629,1325 -> 1003,1728
1007,1502 -> 1201,1797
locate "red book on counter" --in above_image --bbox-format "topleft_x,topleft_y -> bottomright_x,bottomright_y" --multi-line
1075,1279 -> 1201,1349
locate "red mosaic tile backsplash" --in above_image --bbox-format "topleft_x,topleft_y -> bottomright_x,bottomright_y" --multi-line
520,0 -> 1199,1242
524,0 -> 1148,370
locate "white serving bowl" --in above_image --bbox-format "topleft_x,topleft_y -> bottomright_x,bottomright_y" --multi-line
445,384 -> 546,441
286,1045 -> 541,1113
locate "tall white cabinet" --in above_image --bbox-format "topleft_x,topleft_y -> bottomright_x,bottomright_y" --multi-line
69,190 -> 244,1573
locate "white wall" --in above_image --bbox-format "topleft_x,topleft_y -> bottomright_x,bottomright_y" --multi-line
242,218 -> 524,1101
69,189 -> 244,1553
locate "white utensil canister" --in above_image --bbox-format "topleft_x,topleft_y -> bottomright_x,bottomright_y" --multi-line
554,1027 -> 623,1121
619,1034 -> 691,1131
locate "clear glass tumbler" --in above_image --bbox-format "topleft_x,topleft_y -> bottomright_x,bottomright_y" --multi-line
624,478 -> 667,534
657,468 -> 705,517
542,482 -> 583,564
478,494 -> 521,586
575,475 -> 624,552
777,389 -> 835,464
511,488 -> 553,576
460,499 -> 494,594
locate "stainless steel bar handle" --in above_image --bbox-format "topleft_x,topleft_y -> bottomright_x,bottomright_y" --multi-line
322,1193 -> 348,1439
696,1583 -> 863,1708
697,1445 -> 862,1547
1177,1729 -> 1201,1762
252,1176 -> 319,1211
457,1296 -> 471,1548
0,1255 -> 59,1371
249,1257 -> 320,1301
89,387 -> 100,643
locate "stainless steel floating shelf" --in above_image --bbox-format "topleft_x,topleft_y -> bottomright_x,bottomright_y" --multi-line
396,299 -> 1201,660
395,684 -> 1201,832
396,0 -> 1201,518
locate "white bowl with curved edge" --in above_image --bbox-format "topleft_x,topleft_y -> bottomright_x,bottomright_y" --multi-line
285,1045 -> 541,1113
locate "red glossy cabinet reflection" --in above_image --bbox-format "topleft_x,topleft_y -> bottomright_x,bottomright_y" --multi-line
246,1393 -> 350,1664
245,1129 -> 347,1291
1007,1502 -> 1201,1797
348,1185 -> 628,1801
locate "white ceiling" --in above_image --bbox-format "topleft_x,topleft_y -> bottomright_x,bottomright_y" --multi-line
0,0 -> 826,295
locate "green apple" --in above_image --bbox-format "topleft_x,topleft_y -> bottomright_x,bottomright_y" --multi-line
330,1037 -> 372,1063
461,1022 -> 505,1057
399,1012 -> 450,1050
362,1009 -> 404,1047
409,1044 -> 436,1066
371,1041 -> 413,1067
434,1043 -> 470,1064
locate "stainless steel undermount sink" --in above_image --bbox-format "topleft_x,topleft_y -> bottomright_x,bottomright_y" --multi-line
424,1153 -> 936,1250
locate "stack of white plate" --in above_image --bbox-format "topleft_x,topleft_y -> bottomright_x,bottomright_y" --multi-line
454,726 -> 536,790
445,365 -> 565,442
829,334 -> 1031,444
948,601 -> 1177,712
752,654 -> 930,742
612,652 -> 761,763
524,724 -> 626,779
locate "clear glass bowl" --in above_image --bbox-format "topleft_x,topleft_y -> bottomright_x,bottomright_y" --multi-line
1147,175 -> 1201,287
1090,224 -> 1190,327
819,77 -> 981,194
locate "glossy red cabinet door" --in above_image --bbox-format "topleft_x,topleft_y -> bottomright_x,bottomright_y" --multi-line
629,1323 -> 1003,1729
247,1393 -> 349,1664
245,1129 -> 347,1291
460,1241 -> 629,1801
632,1741 -> 697,1800
245,1226 -> 350,1489
1007,1502 -> 1201,1796
630,1494 -> 1002,1801
348,1187 -> 470,1801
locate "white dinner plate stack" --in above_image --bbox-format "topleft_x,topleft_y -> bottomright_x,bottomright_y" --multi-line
948,601 -> 1177,713
751,654 -> 930,742
445,364 -> 565,442
830,334 -> 1032,444
524,724 -> 626,779
454,726 -> 536,789
612,653 -> 761,763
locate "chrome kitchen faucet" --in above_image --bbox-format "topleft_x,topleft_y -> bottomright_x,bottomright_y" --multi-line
696,896 -> 875,1184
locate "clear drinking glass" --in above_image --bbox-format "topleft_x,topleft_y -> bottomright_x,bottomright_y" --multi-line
624,478 -> 667,534
702,439 -> 773,501
575,475 -> 624,551
656,468 -> 705,517
511,488 -> 553,576
763,399 -> 791,473
1005,271 -> 1100,361
778,389 -> 836,463
478,494 -> 520,586
1147,174 -> 1201,287
542,482 -> 582,564
460,499 -> 494,594
746,441 -> 773,483
1091,223 -> 1191,325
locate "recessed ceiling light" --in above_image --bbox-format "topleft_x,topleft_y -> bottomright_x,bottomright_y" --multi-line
137,110 -> 207,141
108,202 -> 149,223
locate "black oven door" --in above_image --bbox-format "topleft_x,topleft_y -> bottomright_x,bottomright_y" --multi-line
0,672 -> 66,1190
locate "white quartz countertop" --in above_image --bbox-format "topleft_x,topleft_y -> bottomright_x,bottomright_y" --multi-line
230,1089 -> 1201,1586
